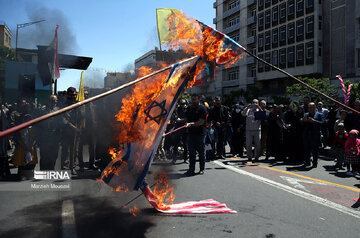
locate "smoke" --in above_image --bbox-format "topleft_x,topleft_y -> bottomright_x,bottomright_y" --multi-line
83,71 -> 105,89
141,26 -> 159,52
16,3 -> 78,54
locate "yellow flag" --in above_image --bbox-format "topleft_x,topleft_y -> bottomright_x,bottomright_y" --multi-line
76,71 -> 85,102
156,8 -> 182,45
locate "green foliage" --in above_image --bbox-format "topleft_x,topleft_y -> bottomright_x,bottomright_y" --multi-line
223,86 -> 261,106
271,95 -> 291,105
344,80 -> 360,107
0,45 -> 15,69
286,77 -> 339,104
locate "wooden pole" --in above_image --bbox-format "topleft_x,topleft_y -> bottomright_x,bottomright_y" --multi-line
0,56 -> 199,138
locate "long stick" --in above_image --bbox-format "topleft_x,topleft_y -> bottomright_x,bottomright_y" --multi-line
0,56 -> 198,138
241,47 -> 360,115
163,125 -> 186,137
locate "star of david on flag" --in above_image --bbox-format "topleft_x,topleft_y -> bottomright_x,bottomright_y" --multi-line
101,56 -> 201,191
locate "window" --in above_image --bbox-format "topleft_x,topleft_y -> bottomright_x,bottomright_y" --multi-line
230,33 -> 240,42
265,52 -> 271,71
318,42 -> 322,56
296,44 -> 304,66
306,0 -> 314,14
228,70 -> 239,81
306,41 -> 314,65
258,13 -> 264,31
250,66 -> 257,77
288,46 -> 295,67
265,0 -> 271,8
318,16 -> 322,30
296,19 -> 304,41
229,16 -> 240,27
258,54 -> 264,72
265,31 -> 271,50
306,15 -> 314,39
279,48 -> 286,68
258,33 -> 264,52
358,49 -> 360,68
272,28 -> 278,48
272,6 -> 279,26
265,10 -> 271,29
288,0 -> 295,21
258,0 -> 264,11
280,3 -> 286,23
272,0 -> 278,4
280,25 -> 286,46
288,22 -> 295,44
228,0 -> 240,10
296,0 -> 304,17
272,50 -> 279,67
250,27 -> 257,37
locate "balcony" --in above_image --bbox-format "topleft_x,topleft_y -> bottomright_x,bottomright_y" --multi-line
246,57 -> 255,64
213,1 -> 217,8
213,17 -> 217,24
247,15 -> 256,25
247,77 -> 256,84
223,5 -> 240,18
247,0 -> 256,7
247,35 -> 255,45
223,23 -> 240,35
223,79 -> 239,87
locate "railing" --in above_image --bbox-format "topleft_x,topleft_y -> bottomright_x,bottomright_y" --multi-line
223,5 -> 241,18
247,0 -> 256,7
247,35 -> 255,45
247,15 -> 256,25
223,23 -> 240,34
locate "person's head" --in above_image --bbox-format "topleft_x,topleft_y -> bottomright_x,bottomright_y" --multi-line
354,99 -> 360,111
214,96 -> 221,106
48,95 -> 58,107
303,96 -> 310,106
234,104 -> 241,113
179,98 -> 187,108
308,102 -> 316,114
289,102 -> 295,111
337,123 -> 345,132
339,110 -> 347,120
191,94 -> 200,106
349,129 -> 359,140
317,102 -> 324,110
66,87 -> 77,101
260,100 -> 267,110
84,90 -> 89,99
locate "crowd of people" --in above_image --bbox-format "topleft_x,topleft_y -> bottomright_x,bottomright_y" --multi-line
0,87 -> 110,180
160,95 -> 360,177
1,90 -> 360,180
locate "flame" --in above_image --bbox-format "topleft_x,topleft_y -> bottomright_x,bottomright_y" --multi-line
129,205 -> 141,216
101,10 -> 244,190
153,174 -> 175,210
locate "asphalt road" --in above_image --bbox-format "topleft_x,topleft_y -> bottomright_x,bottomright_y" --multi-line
1,152 -> 360,238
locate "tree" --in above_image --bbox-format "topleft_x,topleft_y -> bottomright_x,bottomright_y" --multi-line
0,46 -> 16,101
286,77 -> 339,105
344,80 -> 360,107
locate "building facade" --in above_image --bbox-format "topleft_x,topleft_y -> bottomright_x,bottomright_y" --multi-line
0,23 -> 12,48
212,0 -> 360,101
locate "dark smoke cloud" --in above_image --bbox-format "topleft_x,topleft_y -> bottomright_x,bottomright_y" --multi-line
83,71 -> 104,89
16,2 -> 78,54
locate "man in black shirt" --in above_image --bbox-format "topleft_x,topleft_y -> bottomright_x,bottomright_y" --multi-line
185,94 -> 207,176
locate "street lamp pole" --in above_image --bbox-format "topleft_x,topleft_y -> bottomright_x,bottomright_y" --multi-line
15,19 -> 45,60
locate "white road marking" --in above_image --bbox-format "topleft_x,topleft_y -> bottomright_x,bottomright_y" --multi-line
213,161 -> 360,219
280,175 -> 328,193
62,200 -> 77,238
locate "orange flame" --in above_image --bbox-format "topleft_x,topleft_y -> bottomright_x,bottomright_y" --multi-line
129,205 -> 141,216
153,174 -> 175,210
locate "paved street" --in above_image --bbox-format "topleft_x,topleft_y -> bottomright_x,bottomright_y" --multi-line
1,152 -> 360,238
